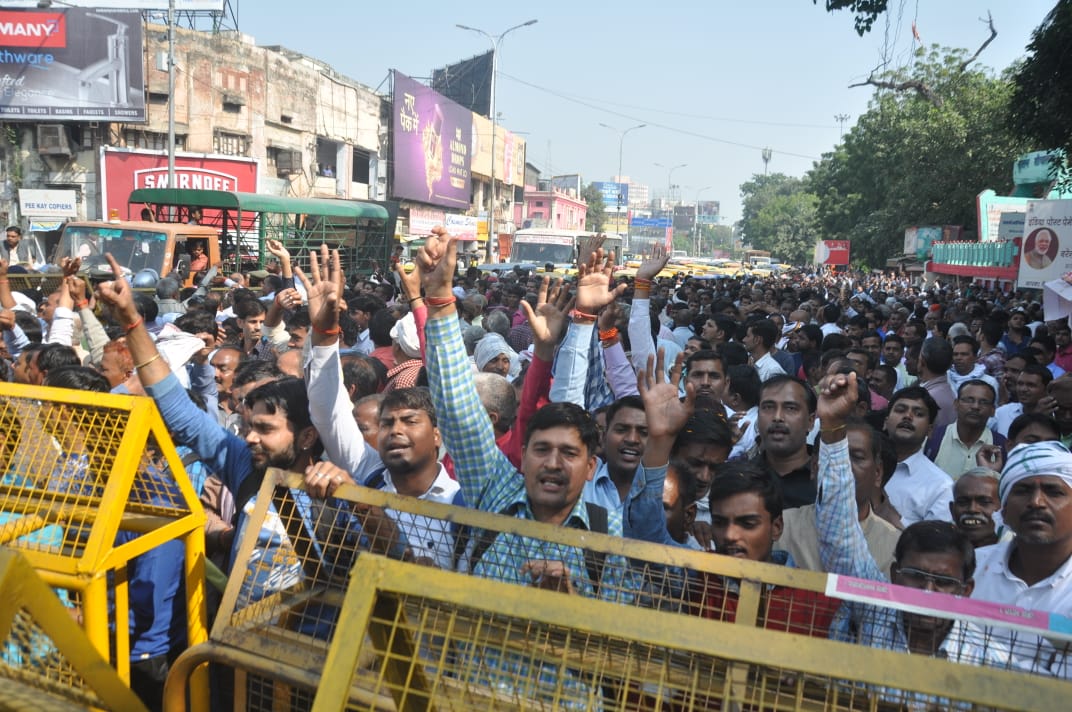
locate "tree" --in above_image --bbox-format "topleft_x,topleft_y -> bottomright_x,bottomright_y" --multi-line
737,174 -> 818,264
1009,1 -> 1072,175
808,45 -> 1028,266
813,0 -> 890,36
582,183 -> 606,233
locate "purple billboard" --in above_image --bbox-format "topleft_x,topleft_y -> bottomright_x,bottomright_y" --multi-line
392,71 -> 471,210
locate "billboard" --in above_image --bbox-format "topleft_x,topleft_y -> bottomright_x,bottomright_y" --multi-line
100,147 -> 259,219
697,200 -> 721,225
0,8 -> 146,122
1018,200 -> 1072,289
2,1 -> 224,8
392,71 -> 471,210
593,181 -> 629,212
903,226 -> 942,260
431,50 -> 492,118
816,240 -> 850,266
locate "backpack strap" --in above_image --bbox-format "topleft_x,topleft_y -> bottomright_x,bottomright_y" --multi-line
579,502 -> 609,596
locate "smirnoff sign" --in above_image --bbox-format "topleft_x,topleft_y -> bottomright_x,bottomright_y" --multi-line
100,147 -> 259,219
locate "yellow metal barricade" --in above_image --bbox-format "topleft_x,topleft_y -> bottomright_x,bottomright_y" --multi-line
0,548 -> 147,711
0,382 -> 208,708
166,468 -> 1072,711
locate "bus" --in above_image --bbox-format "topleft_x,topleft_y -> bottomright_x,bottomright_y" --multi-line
508,228 -> 622,270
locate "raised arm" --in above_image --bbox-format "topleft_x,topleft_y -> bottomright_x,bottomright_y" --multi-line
0,260 -> 15,310
599,302 -> 639,398
627,246 -> 670,371
67,276 -> 108,365
298,246 -> 380,480
815,371 -> 885,581
420,228 -> 514,508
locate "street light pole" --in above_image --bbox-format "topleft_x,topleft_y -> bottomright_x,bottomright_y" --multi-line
599,122 -> 644,250
693,185 -> 711,256
457,19 -> 537,261
654,162 -> 686,251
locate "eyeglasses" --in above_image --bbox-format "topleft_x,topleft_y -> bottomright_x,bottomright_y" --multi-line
957,397 -> 994,407
894,566 -> 965,593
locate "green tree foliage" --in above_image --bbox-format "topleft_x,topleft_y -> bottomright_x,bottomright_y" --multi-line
807,46 -> 1028,266
1009,1 -> 1072,172
582,183 -> 606,232
813,0 -> 890,35
738,173 -> 818,265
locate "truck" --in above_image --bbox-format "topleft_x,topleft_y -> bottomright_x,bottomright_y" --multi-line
53,220 -> 222,287
507,228 -> 622,270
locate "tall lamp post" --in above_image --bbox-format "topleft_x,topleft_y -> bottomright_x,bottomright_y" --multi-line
457,19 -> 538,261
654,162 -> 686,247
599,122 -> 644,249
693,185 -> 711,256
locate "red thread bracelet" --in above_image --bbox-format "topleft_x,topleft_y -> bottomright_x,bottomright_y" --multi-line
125,317 -> 143,332
570,308 -> 598,322
314,325 -> 342,336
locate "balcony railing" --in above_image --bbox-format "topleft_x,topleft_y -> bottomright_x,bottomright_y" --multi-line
930,240 -> 1017,267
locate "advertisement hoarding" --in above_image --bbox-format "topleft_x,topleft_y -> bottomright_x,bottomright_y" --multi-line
816,239 -> 850,265
431,50 -> 493,118
444,214 -> 478,241
903,226 -> 942,260
0,8 -> 145,122
2,1 -> 224,8
100,147 -> 259,219
392,71 -> 471,210
1017,200 -> 1072,290
408,206 -> 445,237
593,182 -> 628,212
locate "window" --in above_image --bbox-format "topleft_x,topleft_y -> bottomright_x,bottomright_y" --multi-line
535,201 -> 544,207
213,130 -> 250,156
222,101 -> 242,114
122,129 -> 185,151
352,148 -> 370,184
315,137 -> 339,177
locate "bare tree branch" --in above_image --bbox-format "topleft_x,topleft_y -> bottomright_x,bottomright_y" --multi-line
957,11 -> 998,73
848,76 -> 944,108
848,12 -> 998,109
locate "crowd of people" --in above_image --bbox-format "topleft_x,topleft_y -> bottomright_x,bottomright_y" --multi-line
2,228 -> 1072,708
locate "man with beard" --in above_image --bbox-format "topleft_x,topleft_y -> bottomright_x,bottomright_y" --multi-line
95,253 -> 384,604
926,380 -> 1006,480
950,468 -> 1002,548
752,375 -> 817,508
815,371 -> 1008,671
883,385 -> 954,526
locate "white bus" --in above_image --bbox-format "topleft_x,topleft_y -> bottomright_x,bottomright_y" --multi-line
508,228 -> 622,269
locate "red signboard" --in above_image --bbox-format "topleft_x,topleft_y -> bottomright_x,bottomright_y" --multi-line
100,148 -> 259,218
0,11 -> 66,48
819,240 -> 851,266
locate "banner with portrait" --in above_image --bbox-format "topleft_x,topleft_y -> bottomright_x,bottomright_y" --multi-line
1018,200 -> 1072,289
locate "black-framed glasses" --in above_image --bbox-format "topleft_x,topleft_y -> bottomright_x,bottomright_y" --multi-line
894,566 -> 965,593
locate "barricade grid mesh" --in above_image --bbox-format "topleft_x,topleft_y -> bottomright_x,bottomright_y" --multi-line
191,469 -> 1072,711
0,610 -> 95,706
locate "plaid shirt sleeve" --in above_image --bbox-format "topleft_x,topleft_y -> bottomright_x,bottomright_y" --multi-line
425,314 -> 518,511
816,437 -> 885,581
549,322 -> 594,407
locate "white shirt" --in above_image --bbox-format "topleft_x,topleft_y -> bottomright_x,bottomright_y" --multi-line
884,449 -> 954,526
973,540 -> 1072,675
729,405 -> 759,460
820,322 -> 842,338
993,403 -> 1024,438
753,351 -> 786,382
353,328 -> 373,355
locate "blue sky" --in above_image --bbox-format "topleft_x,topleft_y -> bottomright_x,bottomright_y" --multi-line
242,0 -> 1056,223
